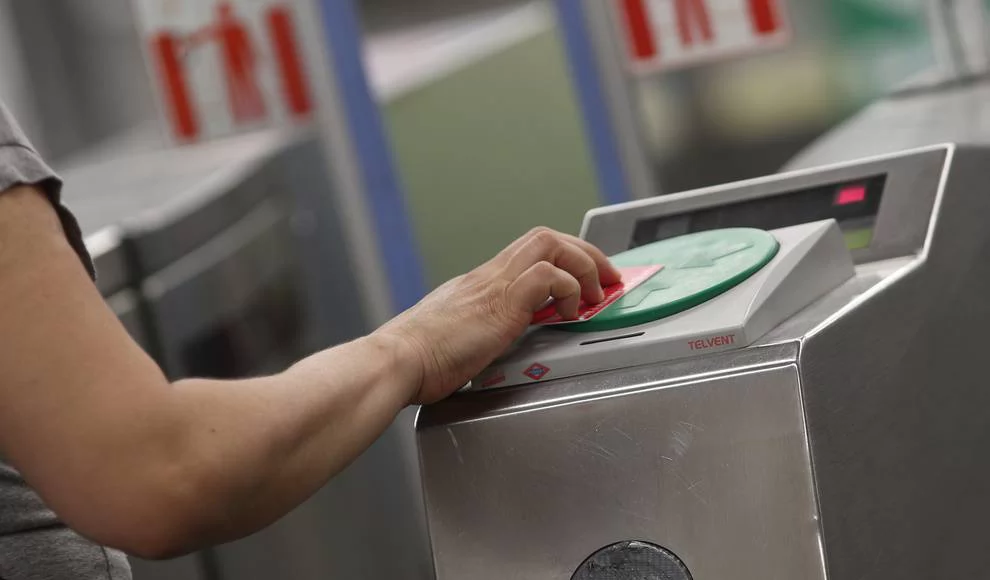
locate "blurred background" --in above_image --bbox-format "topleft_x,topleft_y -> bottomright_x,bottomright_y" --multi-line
0,0 -> 946,578
0,0 -> 937,285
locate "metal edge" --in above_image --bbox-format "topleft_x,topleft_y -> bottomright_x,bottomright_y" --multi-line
417,341 -> 798,429
791,344 -> 831,580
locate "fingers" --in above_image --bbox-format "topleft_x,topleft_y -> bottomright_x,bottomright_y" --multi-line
502,228 -> 607,303
507,261 -> 582,320
557,233 -> 623,286
488,227 -> 549,266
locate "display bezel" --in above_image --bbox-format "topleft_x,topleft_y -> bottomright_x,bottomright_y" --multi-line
630,175 -> 886,250
581,146 -> 950,266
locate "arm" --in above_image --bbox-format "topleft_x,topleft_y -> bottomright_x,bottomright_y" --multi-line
0,184 -> 619,559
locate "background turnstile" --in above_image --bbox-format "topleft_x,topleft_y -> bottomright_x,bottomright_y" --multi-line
784,70 -> 990,170
69,129 -> 433,580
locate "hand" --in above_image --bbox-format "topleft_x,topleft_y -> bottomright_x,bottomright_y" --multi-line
376,227 -> 622,405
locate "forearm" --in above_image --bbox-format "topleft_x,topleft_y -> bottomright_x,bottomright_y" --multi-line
18,328 -> 419,559
0,186 -> 424,557
167,332 -> 419,550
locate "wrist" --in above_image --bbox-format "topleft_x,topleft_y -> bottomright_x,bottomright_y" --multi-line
364,329 -> 425,406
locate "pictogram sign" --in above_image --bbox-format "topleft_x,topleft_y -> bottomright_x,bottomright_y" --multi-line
136,0 -> 315,142
614,0 -> 791,74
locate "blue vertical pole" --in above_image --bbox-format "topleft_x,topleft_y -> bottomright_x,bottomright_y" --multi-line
554,0 -> 633,206
316,0 -> 426,312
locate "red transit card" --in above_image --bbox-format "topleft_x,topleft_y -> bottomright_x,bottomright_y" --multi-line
531,265 -> 663,326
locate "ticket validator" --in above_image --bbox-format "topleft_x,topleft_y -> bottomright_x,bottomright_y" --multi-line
417,144 -> 990,579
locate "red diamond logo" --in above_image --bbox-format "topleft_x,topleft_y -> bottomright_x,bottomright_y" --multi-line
523,363 -> 551,381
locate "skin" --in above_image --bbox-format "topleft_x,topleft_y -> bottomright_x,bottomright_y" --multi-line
0,184 -> 621,560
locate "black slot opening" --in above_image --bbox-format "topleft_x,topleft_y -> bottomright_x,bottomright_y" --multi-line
580,332 -> 645,346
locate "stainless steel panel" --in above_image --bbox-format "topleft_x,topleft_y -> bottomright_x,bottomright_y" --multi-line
798,145 -> 990,578
419,356 -> 824,580
211,406 -> 433,580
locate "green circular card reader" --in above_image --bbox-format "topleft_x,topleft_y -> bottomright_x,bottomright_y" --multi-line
568,228 -> 779,332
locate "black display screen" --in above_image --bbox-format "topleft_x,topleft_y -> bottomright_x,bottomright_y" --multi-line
631,174 -> 886,251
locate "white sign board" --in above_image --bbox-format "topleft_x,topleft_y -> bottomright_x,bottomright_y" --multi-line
134,0 -> 316,143
613,0 -> 792,74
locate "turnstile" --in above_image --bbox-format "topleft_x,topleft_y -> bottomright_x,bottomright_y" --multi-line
418,143 -> 990,579
62,129 -> 432,580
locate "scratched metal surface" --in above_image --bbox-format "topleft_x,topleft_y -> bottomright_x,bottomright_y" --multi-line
418,357 -> 826,580
798,145 -> 990,578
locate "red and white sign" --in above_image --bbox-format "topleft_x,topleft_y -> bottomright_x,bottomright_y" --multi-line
135,0 -> 316,143
614,0 -> 791,74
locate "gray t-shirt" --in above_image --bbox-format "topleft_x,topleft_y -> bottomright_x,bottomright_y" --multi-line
0,102 -> 131,579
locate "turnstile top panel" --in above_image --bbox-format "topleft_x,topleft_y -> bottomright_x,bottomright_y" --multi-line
59,127 -> 308,274
474,220 -> 854,390
570,228 -> 778,332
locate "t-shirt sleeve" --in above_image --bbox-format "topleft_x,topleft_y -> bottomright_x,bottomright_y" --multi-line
0,101 -> 95,279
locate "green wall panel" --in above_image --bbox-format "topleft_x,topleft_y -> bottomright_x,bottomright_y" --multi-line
384,30 -> 601,288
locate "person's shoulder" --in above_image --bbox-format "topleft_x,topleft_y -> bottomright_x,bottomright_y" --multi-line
0,101 -> 96,279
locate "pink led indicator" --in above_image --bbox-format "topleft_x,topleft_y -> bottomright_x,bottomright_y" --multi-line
835,185 -> 867,206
